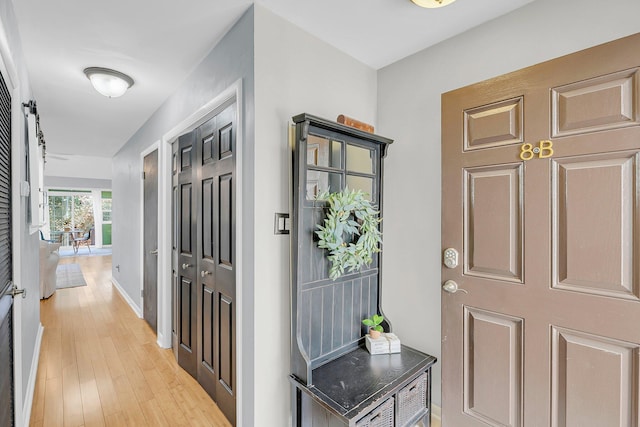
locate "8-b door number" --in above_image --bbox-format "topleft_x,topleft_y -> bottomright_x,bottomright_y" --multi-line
520,140 -> 554,161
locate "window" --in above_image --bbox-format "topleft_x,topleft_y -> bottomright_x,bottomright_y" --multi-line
48,191 -> 94,244
102,198 -> 112,222
101,191 -> 112,245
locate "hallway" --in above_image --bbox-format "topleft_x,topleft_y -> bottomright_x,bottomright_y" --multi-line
30,255 -> 231,427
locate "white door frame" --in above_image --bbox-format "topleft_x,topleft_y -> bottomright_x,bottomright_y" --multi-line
155,80 -> 244,425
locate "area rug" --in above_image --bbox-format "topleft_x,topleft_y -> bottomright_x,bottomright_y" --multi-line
56,263 -> 87,289
58,247 -> 112,258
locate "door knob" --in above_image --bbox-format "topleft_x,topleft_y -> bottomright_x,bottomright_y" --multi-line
443,280 -> 467,294
182,263 -> 192,270
150,249 -> 158,255
201,270 -> 211,278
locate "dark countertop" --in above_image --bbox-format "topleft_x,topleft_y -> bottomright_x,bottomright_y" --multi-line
291,345 -> 437,422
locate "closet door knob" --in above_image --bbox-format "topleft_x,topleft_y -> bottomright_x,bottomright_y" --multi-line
201,270 -> 211,278
181,263 -> 191,270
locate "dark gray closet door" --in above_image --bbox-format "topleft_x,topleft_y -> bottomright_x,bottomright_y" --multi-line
143,149 -> 159,333
196,103 -> 236,426
173,103 -> 236,425
176,130 -> 198,378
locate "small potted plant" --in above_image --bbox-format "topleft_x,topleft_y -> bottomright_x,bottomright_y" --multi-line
362,314 -> 384,339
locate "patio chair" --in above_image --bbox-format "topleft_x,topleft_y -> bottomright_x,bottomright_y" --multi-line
72,229 -> 92,254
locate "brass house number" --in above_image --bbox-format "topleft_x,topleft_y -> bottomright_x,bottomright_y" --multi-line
520,140 -> 554,161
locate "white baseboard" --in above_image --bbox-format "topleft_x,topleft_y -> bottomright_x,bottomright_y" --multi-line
111,277 -> 143,318
22,322 -> 44,426
156,331 -> 171,349
432,403 -> 441,424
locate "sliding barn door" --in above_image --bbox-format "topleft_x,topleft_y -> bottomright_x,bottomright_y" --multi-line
173,102 -> 236,425
442,33 -> 640,426
0,69 -> 13,427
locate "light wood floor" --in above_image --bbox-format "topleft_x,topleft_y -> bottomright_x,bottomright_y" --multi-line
30,255 -> 231,427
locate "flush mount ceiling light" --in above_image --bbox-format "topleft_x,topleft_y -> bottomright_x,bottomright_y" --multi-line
83,67 -> 134,98
411,0 -> 456,8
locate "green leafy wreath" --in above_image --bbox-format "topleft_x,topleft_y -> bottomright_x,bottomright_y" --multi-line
315,188 -> 382,280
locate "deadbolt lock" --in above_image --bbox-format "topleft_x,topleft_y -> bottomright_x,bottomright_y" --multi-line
443,248 -> 459,269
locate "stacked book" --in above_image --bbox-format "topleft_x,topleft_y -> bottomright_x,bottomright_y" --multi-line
365,333 -> 401,355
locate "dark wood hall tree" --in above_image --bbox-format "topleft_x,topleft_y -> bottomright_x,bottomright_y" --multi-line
289,113 -> 436,427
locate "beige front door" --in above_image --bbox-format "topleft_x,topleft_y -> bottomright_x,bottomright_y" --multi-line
442,33 -> 640,426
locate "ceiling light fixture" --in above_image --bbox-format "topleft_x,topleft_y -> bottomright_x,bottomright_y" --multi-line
83,67 -> 134,98
411,0 -> 456,8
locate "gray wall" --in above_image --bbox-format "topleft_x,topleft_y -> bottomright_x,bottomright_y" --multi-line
111,6 -> 255,424
377,0 -> 640,407
0,0 -> 39,422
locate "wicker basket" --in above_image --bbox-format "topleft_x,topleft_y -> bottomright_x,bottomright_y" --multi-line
396,373 -> 427,427
356,398 -> 395,427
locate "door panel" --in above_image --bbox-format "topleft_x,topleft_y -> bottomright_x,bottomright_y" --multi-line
442,34 -> 640,427
552,153 -> 638,299
218,293 -> 233,392
218,174 -> 233,267
180,184 -> 193,254
180,278 -> 193,349
202,178 -> 214,259
173,102 -> 236,425
172,171 -> 179,357
202,286 -> 215,370
463,307 -> 522,427
176,131 -> 197,378
551,327 -> 639,427
551,68 -> 639,137
143,150 -> 159,332
464,96 -> 524,151
202,104 -> 236,424
196,115 -> 218,402
464,164 -> 522,282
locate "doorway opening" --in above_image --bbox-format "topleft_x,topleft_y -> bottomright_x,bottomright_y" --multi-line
43,189 -> 113,257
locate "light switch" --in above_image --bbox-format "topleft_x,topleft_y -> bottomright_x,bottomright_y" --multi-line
274,213 -> 290,235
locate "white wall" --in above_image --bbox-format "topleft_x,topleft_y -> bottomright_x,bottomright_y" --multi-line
377,0 -> 640,407
44,154 -> 112,180
253,5 -> 378,425
0,0 -> 40,424
44,176 -> 111,189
